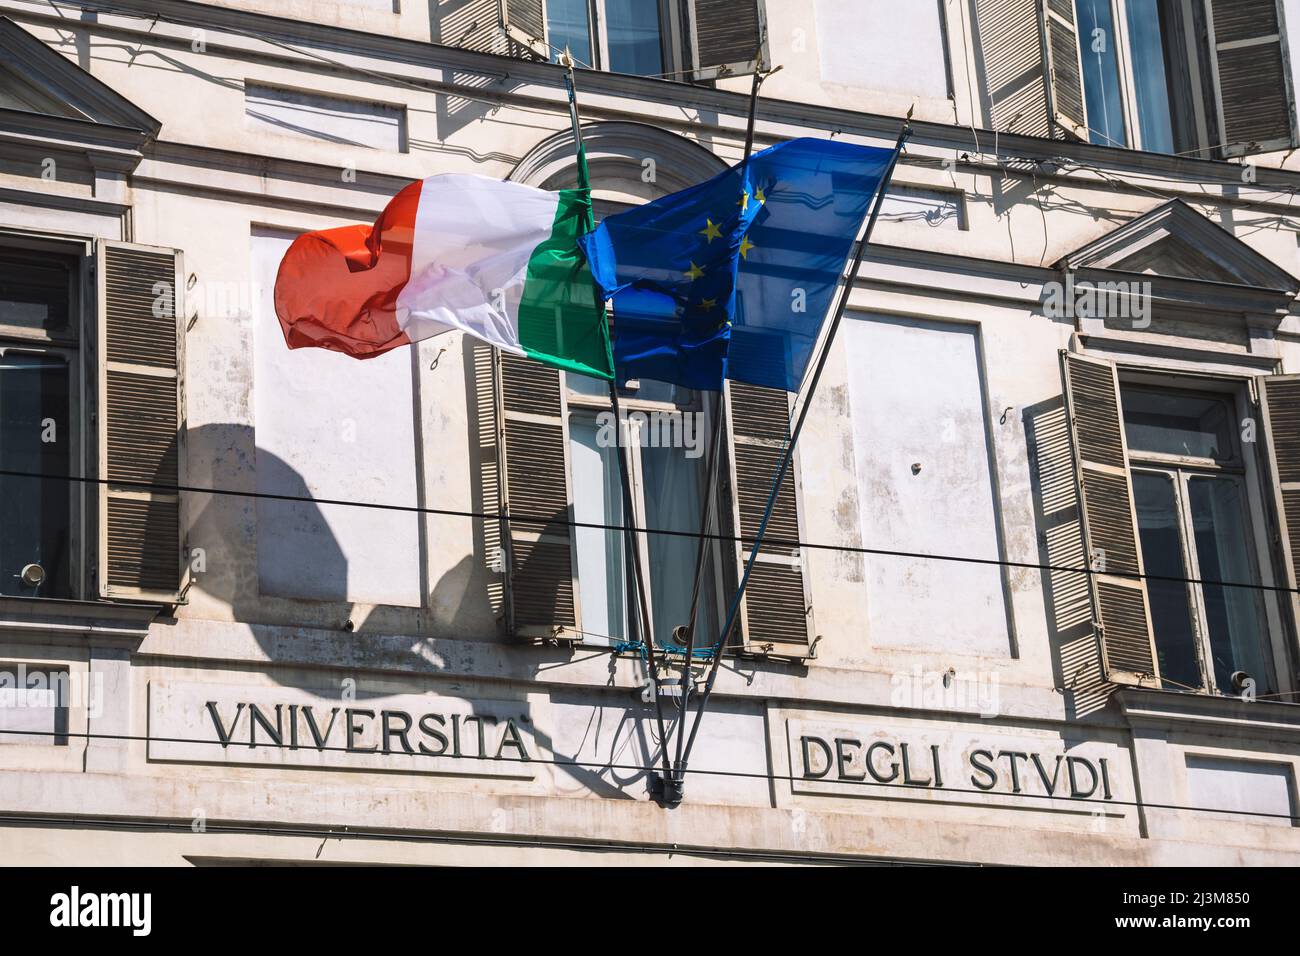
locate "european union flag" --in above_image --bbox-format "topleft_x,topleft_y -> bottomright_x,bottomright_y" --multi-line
578,137 -> 897,392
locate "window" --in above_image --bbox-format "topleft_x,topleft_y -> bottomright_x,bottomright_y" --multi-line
1121,384 -> 1274,694
1068,0 -> 1296,156
498,0 -> 767,81
1122,0 -> 1181,153
0,247 -> 77,599
497,352 -> 813,655
0,238 -> 184,605
566,371 -> 721,646
547,0 -> 667,75
1076,0 -> 1128,147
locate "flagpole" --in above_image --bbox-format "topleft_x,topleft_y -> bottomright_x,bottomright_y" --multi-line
561,52 -> 674,785
668,50 -> 771,803
672,115 -> 914,794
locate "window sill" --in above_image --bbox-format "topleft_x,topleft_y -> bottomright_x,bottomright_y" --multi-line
0,595 -> 161,650
1116,685 -> 1300,741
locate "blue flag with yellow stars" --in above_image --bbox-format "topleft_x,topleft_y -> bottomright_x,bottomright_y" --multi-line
578,137 -> 897,391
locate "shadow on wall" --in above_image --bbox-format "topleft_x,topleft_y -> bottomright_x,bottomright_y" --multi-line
426,0 -> 535,147
185,422 -> 347,618
183,403 -> 661,798
1022,395 -> 1113,719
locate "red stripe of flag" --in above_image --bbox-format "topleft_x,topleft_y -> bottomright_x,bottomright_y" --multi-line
273,180 -> 422,359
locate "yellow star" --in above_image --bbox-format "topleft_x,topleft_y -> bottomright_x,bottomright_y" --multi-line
737,191 -> 749,212
699,219 -> 722,243
739,235 -> 755,259
699,298 -> 717,311
755,187 -> 766,204
684,261 -> 705,281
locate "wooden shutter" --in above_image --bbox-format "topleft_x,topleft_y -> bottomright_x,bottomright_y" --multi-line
441,0 -> 547,59
1206,0 -> 1298,155
1041,0 -> 1088,140
1258,375 -> 1300,644
687,0 -> 769,82
496,352 -> 580,641
724,381 -> 813,659
971,0 -> 1051,137
1060,352 -> 1158,686
96,241 -> 187,603
501,0 -> 548,58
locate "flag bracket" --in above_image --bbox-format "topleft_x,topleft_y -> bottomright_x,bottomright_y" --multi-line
648,772 -> 685,809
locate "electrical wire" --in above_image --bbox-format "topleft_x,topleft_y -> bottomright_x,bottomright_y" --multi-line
2,467 -> 1296,597
0,723 -> 1293,823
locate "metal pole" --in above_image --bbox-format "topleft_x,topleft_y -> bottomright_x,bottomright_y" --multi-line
669,56 -> 769,799
562,54 -> 674,784
675,117 -> 914,783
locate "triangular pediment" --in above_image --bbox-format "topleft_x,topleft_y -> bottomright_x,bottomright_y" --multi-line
0,17 -> 158,135
1057,200 -> 1300,294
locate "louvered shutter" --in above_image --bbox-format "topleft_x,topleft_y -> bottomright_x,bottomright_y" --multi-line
1258,375 -> 1300,644
496,352 -> 580,641
441,0 -> 547,60
687,0 -> 769,82
1061,352 -> 1158,686
972,0 -> 1051,137
501,0 -> 548,58
96,241 -> 186,603
1041,0 -> 1088,140
724,381 -> 813,659
1207,0 -> 1298,155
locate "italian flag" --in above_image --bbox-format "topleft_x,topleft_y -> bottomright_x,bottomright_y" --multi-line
274,173 -> 614,379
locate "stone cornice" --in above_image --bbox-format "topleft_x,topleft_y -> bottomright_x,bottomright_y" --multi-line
1118,687 -> 1300,741
0,110 -> 153,168
0,596 -> 161,650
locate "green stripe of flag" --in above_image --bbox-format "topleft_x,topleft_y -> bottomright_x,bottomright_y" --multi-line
516,187 -> 614,381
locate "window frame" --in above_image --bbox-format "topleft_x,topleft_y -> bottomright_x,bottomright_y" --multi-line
0,232 -> 89,602
563,196 -> 728,652
1084,0 -> 1192,153
551,0 -> 682,77
1075,0 -> 1134,147
564,371 -> 726,649
1082,0 -> 1295,157
1111,0 -> 1222,156
1118,368 -> 1291,697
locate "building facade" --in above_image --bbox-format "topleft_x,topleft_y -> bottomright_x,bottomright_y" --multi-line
2,0 -> 1300,864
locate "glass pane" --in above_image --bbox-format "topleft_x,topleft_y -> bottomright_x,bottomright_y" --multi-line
569,414 -> 626,641
1121,387 -> 1234,461
0,354 -> 71,597
1075,0 -> 1128,147
568,370 -> 611,399
604,0 -> 663,76
1188,477 -> 1270,694
0,253 -> 72,333
1131,471 -> 1202,690
627,380 -> 698,405
568,370 -> 699,408
641,424 -> 718,648
547,0 -> 593,67
1124,0 -> 1176,153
